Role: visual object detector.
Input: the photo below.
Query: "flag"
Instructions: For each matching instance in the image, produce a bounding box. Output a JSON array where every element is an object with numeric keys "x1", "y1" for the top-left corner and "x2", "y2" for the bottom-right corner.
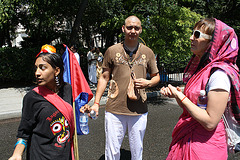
[{"x1": 62, "y1": 44, "x2": 93, "y2": 135}]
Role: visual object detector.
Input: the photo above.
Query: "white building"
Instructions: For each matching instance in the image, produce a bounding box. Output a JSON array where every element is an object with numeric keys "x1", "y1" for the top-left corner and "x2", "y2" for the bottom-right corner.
[{"x1": 11, "y1": 23, "x2": 28, "y2": 48}]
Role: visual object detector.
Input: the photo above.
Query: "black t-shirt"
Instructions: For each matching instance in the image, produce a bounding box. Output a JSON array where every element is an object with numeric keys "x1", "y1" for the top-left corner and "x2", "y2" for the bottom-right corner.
[{"x1": 17, "y1": 83, "x2": 73, "y2": 160}]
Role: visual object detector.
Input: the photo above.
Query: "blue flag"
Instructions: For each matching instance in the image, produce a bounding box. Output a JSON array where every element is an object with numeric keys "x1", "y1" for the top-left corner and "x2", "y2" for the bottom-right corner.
[{"x1": 62, "y1": 44, "x2": 93, "y2": 135}]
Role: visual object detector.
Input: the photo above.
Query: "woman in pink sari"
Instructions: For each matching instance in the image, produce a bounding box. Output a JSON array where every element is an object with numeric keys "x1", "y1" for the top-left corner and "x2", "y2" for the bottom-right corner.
[{"x1": 161, "y1": 18, "x2": 240, "y2": 159}]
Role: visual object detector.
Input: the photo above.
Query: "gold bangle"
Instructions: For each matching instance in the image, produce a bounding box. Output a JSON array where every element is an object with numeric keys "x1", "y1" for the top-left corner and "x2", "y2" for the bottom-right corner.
[{"x1": 181, "y1": 96, "x2": 187, "y2": 102}]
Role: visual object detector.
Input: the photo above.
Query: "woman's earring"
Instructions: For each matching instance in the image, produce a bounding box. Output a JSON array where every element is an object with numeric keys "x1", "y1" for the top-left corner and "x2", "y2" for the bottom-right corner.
[{"x1": 55, "y1": 76, "x2": 60, "y2": 87}]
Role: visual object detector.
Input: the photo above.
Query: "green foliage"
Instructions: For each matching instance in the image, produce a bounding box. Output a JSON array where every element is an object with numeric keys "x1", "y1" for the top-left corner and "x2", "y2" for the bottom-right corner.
[
  {"x1": 143, "y1": 6, "x2": 201, "y2": 72},
  {"x1": 178, "y1": 0, "x2": 240, "y2": 38},
  {"x1": 178, "y1": 0, "x2": 240, "y2": 68},
  {"x1": 81, "y1": 0, "x2": 127, "y2": 47},
  {"x1": 121, "y1": 1, "x2": 201, "y2": 72},
  {"x1": 0, "y1": 47, "x2": 37, "y2": 83},
  {"x1": 0, "y1": 0, "x2": 19, "y2": 26},
  {"x1": 205, "y1": 0, "x2": 240, "y2": 39},
  {"x1": 1, "y1": 0, "x2": 239, "y2": 83},
  {"x1": 18, "y1": 0, "x2": 83, "y2": 47},
  {"x1": 0, "y1": 0, "x2": 20, "y2": 46},
  {"x1": 93, "y1": 0, "x2": 202, "y2": 72}
]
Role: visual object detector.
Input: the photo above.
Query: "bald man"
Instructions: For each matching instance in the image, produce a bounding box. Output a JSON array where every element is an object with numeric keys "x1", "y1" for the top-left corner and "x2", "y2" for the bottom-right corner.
[{"x1": 86, "y1": 15, "x2": 160, "y2": 160}]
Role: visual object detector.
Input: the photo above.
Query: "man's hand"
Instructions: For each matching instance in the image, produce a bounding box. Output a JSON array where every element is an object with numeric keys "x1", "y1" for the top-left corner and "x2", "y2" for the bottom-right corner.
[
  {"x1": 133, "y1": 78, "x2": 150, "y2": 89},
  {"x1": 80, "y1": 103, "x2": 99, "y2": 118},
  {"x1": 90, "y1": 103, "x2": 100, "y2": 117},
  {"x1": 80, "y1": 104, "x2": 91, "y2": 113}
]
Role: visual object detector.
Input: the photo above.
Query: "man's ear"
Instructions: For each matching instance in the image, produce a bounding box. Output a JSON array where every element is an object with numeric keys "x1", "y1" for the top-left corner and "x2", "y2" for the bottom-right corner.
[{"x1": 122, "y1": 25, "x2": 125, "y2": 33}]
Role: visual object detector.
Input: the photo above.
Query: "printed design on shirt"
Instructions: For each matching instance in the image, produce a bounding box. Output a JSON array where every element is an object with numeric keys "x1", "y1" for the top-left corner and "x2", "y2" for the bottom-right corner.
[
  {"x1": 46, "y1": 110, "x2": 59, "y2": 122},
  {"x1": 50, "y1": 116, "x2": 70, "y2": 144},
  {"x1": 115, "y1": 52, "x2": 147, "y2": 67},
  {"x1": 115, "y1": 52, "x2": 126, "y2": 64},
  {"x1": 107, "y1": 79, "x2": 119, "y2": 99}
]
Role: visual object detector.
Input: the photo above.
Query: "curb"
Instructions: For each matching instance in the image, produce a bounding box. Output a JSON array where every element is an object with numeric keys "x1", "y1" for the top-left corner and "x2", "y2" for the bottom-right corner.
[{"x1": 0, "y1": 111, "x2": 22, "y2": 120}]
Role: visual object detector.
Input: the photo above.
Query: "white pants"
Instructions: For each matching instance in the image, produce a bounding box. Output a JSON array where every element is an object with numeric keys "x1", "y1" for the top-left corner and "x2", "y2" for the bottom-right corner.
[{"x1": 105, "y1": 111, "x2": 148, "y2": 160}]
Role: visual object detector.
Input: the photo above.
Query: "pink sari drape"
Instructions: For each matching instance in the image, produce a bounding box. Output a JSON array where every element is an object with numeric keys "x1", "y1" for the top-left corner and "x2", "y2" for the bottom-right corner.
[{"x1": 167, "y1": 19, "x2": 239, "y2": 160}]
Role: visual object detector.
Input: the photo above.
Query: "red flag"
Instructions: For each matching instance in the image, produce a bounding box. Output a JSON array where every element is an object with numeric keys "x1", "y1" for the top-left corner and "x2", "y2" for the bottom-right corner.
[{"x1": 63, "y1": 44, "x2": 93, "y2": 102}]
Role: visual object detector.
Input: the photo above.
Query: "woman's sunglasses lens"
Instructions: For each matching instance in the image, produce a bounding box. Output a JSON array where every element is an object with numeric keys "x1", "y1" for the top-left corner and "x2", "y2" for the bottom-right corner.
[{"x1": 194, "y1": 31, "x2": 200, "y2": 38}]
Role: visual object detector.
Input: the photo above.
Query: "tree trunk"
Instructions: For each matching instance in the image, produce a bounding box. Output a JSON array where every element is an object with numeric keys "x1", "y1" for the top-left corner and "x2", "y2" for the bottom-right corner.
[
  {"x1": 6, "y1": 22, "x2": 12, "y2": 47},
  {"x1": 69, "y1": 0, "x2": 88, "y2": 45},
  {"x1": 0, "y1": 29, "x2": 4, "y2": 47}
]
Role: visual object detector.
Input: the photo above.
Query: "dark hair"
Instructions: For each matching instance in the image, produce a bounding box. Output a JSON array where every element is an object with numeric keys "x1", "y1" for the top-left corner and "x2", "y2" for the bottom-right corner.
[
  {"x1": 70, "y1": 44, "x2": 78, "y2": 50},
  {"x1": 59, "y1": 44, "x2": 66, "y2": 55},
  {"x1": 36, "y1": 53, "x2": 64, "y2": 86},
  {"x1": 194, "y1": 18, "x2": 216, "y2": 73}
]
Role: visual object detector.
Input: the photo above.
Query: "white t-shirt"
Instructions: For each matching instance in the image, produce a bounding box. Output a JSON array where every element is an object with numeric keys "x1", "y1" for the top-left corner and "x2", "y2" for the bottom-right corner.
[
  {"x1": 207, "y1": 70, "x2": 240, "y2": 148},
  {"x1": 87, "y1": 51, "x2": 97, "y2": 65},
  {"x1": 74, "y1": 52, "x2": 80, "y2": 65},
  {"x1": 209, "y1": 69, "x2": 240, "y2": 148},
  {"x1": 206, "y1": 69, "x2": 231, "y2": 93}
]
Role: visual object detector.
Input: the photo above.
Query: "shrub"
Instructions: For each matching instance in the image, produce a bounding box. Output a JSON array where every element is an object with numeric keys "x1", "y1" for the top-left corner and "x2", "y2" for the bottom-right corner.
[{"x1": 0, "y1": 47, "x2": 38, "y2": 85}]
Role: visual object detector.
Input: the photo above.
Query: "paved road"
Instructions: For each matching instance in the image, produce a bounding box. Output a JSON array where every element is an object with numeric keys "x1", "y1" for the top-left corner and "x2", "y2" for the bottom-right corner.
[
  {"x1": 0, "y1": 96, "x2": 179, "y2": 160},
  {"x1": 1, "y1": 97, "x2": 240, "y2": 160}
]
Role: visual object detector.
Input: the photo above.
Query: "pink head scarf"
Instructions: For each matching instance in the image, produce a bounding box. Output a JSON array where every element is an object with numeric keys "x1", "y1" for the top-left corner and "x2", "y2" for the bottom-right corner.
[{"x1": 183, "y1": 19, "x2": 240, "y2": 122}]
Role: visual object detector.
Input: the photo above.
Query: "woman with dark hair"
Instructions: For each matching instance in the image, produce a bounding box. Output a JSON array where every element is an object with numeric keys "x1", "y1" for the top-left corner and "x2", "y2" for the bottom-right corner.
[
  {"x1": 161, "y1": 18, "x2": 240, "y2": 159},
  {"x1": 9, "y1": 44, "x2": 75, "y2": 160}
]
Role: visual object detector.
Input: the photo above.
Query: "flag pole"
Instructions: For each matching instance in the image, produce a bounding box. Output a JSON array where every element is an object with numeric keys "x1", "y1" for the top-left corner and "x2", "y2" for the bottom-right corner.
[{"x1": 73, "y1": 102, "x2": 79, "y2": 160}]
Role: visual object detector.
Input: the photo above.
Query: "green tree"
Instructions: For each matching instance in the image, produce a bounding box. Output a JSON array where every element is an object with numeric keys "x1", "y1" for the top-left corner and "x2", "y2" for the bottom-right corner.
[
  {"x1": 140, "y1": 1, "x2": 201, "y2": 72},
  {"x1": 69, "y1": 0, "x2": 88, "y2": 45},
  {"x1": 19, "y1": 0, "x2": 85, "y2": 47},
  {"x1": 97, "y1": 0, "x2": 201, "y2": 71},
  {"x1": 84, "y1": 0, "x2": 126, "y2": 47},
  {"x1": 177, "y1": 0, "x2": 240, "y2": 36},
  {"x1": 0, "y1": 0, "x2": 20, "y2": 47},
  {"x1": 177, "y1": 0, "x2": 240, "y2": 67}
]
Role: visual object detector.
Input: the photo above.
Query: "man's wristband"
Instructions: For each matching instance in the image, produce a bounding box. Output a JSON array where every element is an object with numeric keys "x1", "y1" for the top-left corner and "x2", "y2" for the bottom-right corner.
[{"x1": 94, "y1": 102, "x2": 100, "y2": 106}]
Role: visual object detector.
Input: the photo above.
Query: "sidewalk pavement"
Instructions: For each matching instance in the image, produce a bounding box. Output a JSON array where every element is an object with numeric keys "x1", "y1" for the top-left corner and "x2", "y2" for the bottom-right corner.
[{"x1": 0, "y1": 85, "x2": 182, "y2": 121}]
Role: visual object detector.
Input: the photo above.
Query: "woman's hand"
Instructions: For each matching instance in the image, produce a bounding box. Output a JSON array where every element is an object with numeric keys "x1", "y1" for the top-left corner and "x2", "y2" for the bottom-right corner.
[
  {"x1": 9, "y1": 141, "x2": 25, "y2": 160},
  {"x1": 160, "y1": 86, "x2": 174, "y2": 98},
  {"x1": 160, "y1": 84, "x2": 182, "y2": 98},
  {"x1": 8, "y1": 155, "x2": 22, "y2": 160},
  {"x1": 167, "y1": 84, "x2": 182, "y2": 97}
]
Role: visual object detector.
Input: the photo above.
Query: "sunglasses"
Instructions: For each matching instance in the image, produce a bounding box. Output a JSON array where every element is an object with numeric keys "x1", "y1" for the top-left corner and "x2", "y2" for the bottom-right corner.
[
  {"x1": 126, "y1": 26, "x2": 141, "y2": 31},
  {"x1": 193, "y1": 30, "x2": 212, "y2": 40}
]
